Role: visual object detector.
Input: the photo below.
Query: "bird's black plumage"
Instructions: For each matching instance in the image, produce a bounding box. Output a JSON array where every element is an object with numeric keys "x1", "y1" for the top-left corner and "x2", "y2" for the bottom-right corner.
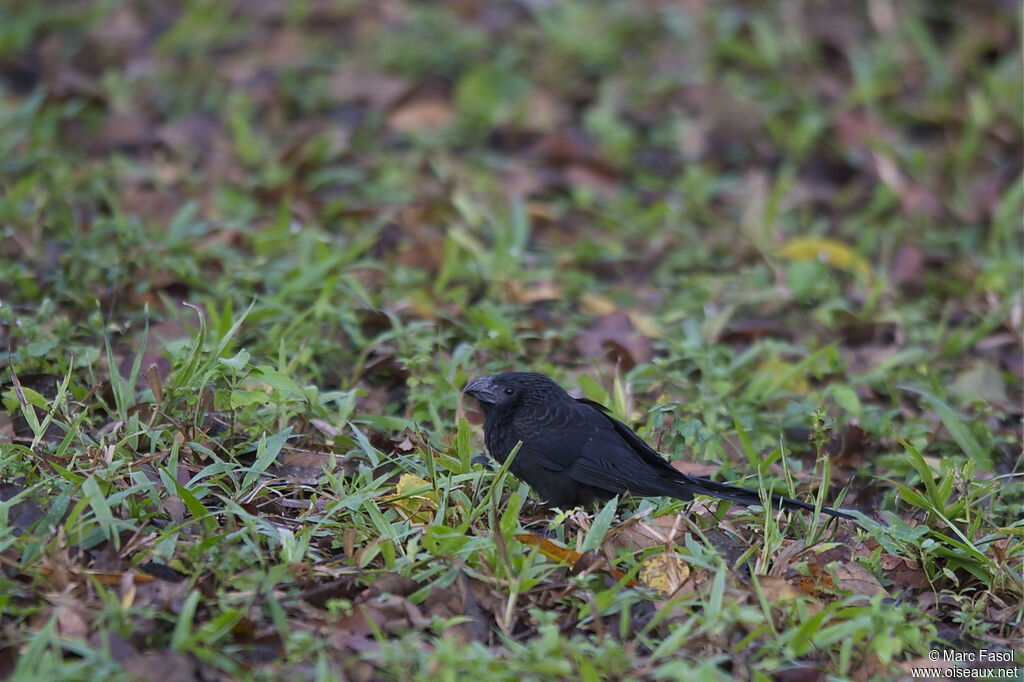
[{"x1": 464, "y1": 372, "x2": 852, "y2": 519}]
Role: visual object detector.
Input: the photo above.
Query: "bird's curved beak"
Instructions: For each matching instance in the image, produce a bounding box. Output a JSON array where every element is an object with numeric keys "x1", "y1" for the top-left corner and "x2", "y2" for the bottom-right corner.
[{"x1": 464, "y1": 375, "x2": 499, "y2": 405}]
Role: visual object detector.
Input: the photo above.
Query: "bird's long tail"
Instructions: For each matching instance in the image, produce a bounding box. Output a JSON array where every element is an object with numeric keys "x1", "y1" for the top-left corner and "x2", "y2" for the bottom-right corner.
[{"x1": 672, "y1": 475, "x2": 854, "y2": 519}]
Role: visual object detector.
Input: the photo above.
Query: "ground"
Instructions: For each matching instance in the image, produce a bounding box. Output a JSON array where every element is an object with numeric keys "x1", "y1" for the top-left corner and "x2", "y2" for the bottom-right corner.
[{"x1": 0, "y1": 1, "x2": 1021, "y2": 680}]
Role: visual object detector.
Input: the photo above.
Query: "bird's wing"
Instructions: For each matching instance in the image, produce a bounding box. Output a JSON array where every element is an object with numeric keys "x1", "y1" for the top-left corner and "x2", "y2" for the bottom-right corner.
[
  {"x1": 516, "y1": 397, "x2": 683, "y2": 497},
  {"x1": 573, "y1": 398, "x2": 681, "y2": 475},
  {"x1": 513, "y1": 397, "x2": 609, "y2": 472}
]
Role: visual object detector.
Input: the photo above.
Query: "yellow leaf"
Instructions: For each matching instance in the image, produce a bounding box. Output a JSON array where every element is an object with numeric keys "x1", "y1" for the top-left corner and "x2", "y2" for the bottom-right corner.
[
  {"x1": 639, "y1": 553, "x2": 690, "y2": 595},
  {"x1": 777, "y1": 238, "x2": 871, "y2": 280},
  {"x1": 395, "y1": 473, "x2": 430, "y2": 496},
  {"x1": 754, "y1": 356, "x2": 809, "y2": 394},
  {"x1": 381, "y1": 474, "x2": 437, "y2": 524}
]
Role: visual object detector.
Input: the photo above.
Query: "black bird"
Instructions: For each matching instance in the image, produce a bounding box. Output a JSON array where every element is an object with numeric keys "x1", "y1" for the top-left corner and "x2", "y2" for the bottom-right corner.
[{"x1": 464, "y1": 372, "x2": 853, "y2": 519}]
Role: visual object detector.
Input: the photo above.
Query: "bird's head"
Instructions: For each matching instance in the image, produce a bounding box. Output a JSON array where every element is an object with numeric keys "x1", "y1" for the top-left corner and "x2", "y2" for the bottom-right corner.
[{"x1": 463, "y1": 372, "x2": 565, "y2": 411}]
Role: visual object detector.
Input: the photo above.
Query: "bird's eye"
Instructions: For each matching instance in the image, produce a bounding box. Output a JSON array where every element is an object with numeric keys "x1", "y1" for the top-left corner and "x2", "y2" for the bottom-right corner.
[{"x1": 504, "y1": 387, "x2": 514, "y2": 395}]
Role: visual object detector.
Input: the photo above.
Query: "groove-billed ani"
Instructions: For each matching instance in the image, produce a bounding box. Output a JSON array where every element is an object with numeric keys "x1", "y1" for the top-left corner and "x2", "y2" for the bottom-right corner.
[{"x1": 464, "y1": 372, "x2": 852, "y2": 519}]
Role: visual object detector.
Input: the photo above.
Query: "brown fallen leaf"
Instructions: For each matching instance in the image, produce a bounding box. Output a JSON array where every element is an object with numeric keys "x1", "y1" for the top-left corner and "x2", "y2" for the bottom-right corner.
[
  {"x1": 276, "y1": 449, "x2": 358, "y2": 485},
  {"x1": 422, "y1": 572, "x2": 494, "y2": 645},
  {"x1": 506, "y1": 279, "x2": 563, "y2": 304},
  {"x1": 565, "y1": 162, "x2": 620, "y2": 198},
  {"x1": 579, "y1": 296, "x2": 661, "y2": 338},
  {"x1": 576, "y1": 312, "x2": 654, "y2": 370},
  {"x1": 88, "y1": 629, "x2": 137, "y2": 662},
  {"x1": 756, "y1": 575, "x2": 804, "y2": 602},
  {"x1": 768, "y1": 539, "x2": 807, "y2": 578},
  {"x1": 95, "y1": 111, "x2": 153, "y2": 153},
  {"x1": 366, "y1": 574, "x2": 420, "y2": 600},
  {"x1": 309, "y1": 419, "x2": 344, "y2": 439},
  {"x1": 516, "y1": 533, "x2": 584, "y2": 565},
  {"x1": 607, "y1": 511, "x2": 687, "y2": 551},
  {"x1": 122, "y1": 651, "x2": 197, "y2": 682},
  {"x1": 832, "y1": 561, "x2": 888, "y2": 598},
  {"x1": 717, "y1": 316, "x2": 794, "y2": 343},
  {"x1": 56, "y1": 604, "x2": 89, "y2": 640},
  {"x1": 878, "y1": 554, "x2": 931, "y2": 591},
  {"x1": 36, "y1": 567, "x2": 157, "y2": 585},
  {"x1": 514, "y1": 533, "x2": 638, "y2": 587},
  {"x1": 155, "y1": 112, "x2": 223, "y2": 161},
  {"x1": 794, "y1": 566, "x2": 837, "y2": 594},
  {"x1": 388, "y1": 98, "x2": 456, "y2": 133},
  {"x1": 327, "y1": 65, "x2": 408, "y2": 109},
  {"x1": 300, "y1": 577, "x2": 363, "y2": 609},
  {"x1": 890, "y1": 244, "x2": 925, "y2": 289}
]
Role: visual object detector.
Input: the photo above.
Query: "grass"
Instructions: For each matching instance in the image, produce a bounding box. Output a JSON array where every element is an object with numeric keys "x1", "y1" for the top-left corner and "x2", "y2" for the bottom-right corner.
[{"x1": 0, "y1": 0, "x2": 1022, "y2": 679}]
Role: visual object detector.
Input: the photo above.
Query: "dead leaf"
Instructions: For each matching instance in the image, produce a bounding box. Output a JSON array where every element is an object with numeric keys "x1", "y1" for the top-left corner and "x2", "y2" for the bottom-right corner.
[
  {"x1": 300, "y1": 577, "x2": 362, "y2": 609},
  {"x1": 608, "y1": 511, "x2": 687, "y2": 551},
  {"x1": 388, "y1": 98, "x2": 455, "y2": 133},
  {"x1": 421, "y1": 572, "x2": 493, "y2": 644},
  {"x1": 564, "y1": 163, "x2": 620, "y2": 198},
  {"x1": 95, "y1": 111, "x2": 153, "y2": 153},
  {"x1": 89, "y1": 5, "x2": 145, "y2": 53},
  {"x1": 794, "y1": 567, "x2": 837, "y2": 594},
  {"x1": 521, "y1": 89, "x2": 570, "y2": 132},
  {"x1": 949, "y1": 359, "x2": 1009, "y2": 406},
  {"x1": 35, "y1": 560, "x2": 159, "y2": 587},
  {"x1": 777, "y1": 237, "x2": 871, "y2": 280},
  {"x1": 702, "y1": 529, "x2": 754, "y2": 574},
  {"x1": 506, "y1": 280, "x2": 563, "y2": 304},
  {"x1": 309, "y1": 419, "x2": 343, "y2": 439},
  {"x1": 56, "y1": 604, "x2": 89, "y2": 640},
  {"x1": 717, "y1": 316, "x2": 794, "y2": 343},
  {"x1": 277, "y1": 449, "x2": 357, "y2": 485},
  {"x1": 756, "y1": 575, "x2": 803, "y2": 601},
  {"x1": 639, "y1": 553, "x2": 690, "y2": 595},
  {"x1": 878, "y1": 554, "x2": 931, "y2": 591},
  {"x1": 832, "y1": 561, "x2": 888, "y2": 598},
  {"x1": 890, "y1": 245, "x2": 925, "y2": 289},
  {"x1": 380, "y1": 474, "x2": 436, "y2": 524},
  {"x1": 327, "y1": 66, "x2": 408, "y2": 109},
  {"x1": 122, "y1": 651, "x2": 197, "y2": 682},
  {"x1": 372, "y1": 575, "x2": 419, "y2": 599},
  {"x1": 515, "y1": 533, "x2": 583, "y2": 565},
  {"x1": 576, "y1": 312, "x2": 654, "y2": 370},
  {"x1": 155, "y1": 113, "x2": 223, "y2": 161},
  {"x1": 161, "y1": 495, "x2": 186, "y2": 525},
  {"x1": 88, "y1": 630, "x2": 137, "y2": 662},
  {"x1": 768, "y1": 540, "x2": 807, "y2": 578},
  {"x1": 580, "y1": 294, "x2": 617, "y2": 316},
  {"x1": 514, "y1": 533, "x2": 638, "y2": 586}
]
